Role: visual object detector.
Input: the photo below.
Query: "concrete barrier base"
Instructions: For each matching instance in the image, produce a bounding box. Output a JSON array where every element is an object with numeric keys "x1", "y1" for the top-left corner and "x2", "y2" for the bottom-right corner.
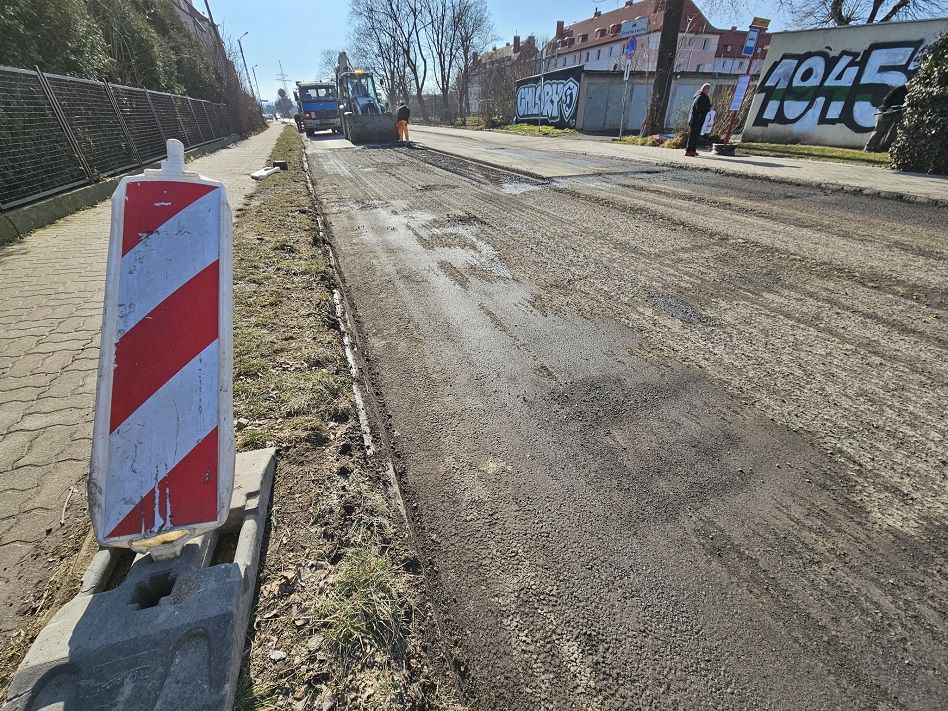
[{"x1": 2, "y1": 447, "x2": 276, "y2": 711}]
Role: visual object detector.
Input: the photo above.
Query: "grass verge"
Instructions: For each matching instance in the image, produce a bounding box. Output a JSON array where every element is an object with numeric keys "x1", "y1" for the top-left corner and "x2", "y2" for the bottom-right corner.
[
  {"x1": 233, "y1": 126, "x2": 462, "y2": 710},
  {"x1": 497, "y1": 123, "x2": 576, "y2": 137},
  {"x1": 734, "y1": 141, "x2": 890, "y2": 166}
]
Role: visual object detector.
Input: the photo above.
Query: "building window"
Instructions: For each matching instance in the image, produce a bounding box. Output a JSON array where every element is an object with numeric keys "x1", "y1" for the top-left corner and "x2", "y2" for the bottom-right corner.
[
  {"x1": 596, "y1": 48, "x2": 601, "y2": 60},
  {"x1": 725, "y1": 44, "x2": 732, "y2": 52},
  {"x1": 696, "y1": 64, "x2": 703, "y2": 72},
  {"x1": 609, "y1": 45, "x2": 614, "y2": 56},
  {"x1": 702, "y1": 38, "x2": 708, "y2": 50},
  {"x1": 584, "y1": 51, "x2": 590, "y2": 62},
  {"x1": 572, "y1": 54, "x2": 577, "y2": 65},
  {"x1": 738, "y1": 60, "x2": 744, "y2": 70}
]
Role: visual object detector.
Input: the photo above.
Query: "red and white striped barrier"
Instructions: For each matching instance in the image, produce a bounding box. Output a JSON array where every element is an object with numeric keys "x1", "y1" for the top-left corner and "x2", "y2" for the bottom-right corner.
[{"x1": 90, "y1": 139, "x2": 234, "y2": 558}]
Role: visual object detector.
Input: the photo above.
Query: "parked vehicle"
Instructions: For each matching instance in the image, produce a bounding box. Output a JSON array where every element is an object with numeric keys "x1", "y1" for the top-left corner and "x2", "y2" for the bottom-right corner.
[{"x1": 294, "y1": 81, "x2": 341, "y2": 135}]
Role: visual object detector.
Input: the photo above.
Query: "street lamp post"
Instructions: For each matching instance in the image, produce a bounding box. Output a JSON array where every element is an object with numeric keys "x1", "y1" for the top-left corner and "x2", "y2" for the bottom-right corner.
[
  {"x1": 237, "y1": 32, "x2": 254, "y2": 99},
  {"x1": 251, "y1": 64, "x2": 263, "y2": 104}
]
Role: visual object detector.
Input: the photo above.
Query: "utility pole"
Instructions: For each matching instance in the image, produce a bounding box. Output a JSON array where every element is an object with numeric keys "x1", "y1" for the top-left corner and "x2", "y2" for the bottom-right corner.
[
  {"x1": 641, "y1": 0, "x2": 685, "y2": 136},
  {"x1": 237, "y1": 32, "x2": 254, "y2": 99},
  {"x1": 251, "y1": 64, "x2": 263, "y2": 104},
  {"x1": 277, "y1": 61, "x2": 290, "y2": 94}
]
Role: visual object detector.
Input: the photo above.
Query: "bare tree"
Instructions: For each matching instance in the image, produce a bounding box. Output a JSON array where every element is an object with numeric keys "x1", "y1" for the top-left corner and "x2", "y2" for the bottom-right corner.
[
  {"x1": 641, "y1": 0, "x2": 685, "y2": 135},
  {"x1": 423, "y1": 0, "x2": 463, "y2": 118},
  {"x1": 318, "y1": 49, "x2": 339, "y2": 80},
  {"x1": 454, "y1": 0, "x2": 493, "y2": 118},
  {"x1": 779, "y1": 0, "x2": 946, "y2": 25},
  {"x1": 349, "y1": 0, "x2": 431, "y2": 119}
]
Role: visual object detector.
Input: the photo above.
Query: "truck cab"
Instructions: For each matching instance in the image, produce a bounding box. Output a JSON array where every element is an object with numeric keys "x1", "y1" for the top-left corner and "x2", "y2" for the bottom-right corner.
[{"x1": 294, "y1": 81, "x2": 341, "y2": 135}]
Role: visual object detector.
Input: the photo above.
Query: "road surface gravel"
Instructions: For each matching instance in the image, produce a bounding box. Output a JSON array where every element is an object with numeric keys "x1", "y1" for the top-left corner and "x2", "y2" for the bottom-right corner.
[{"x1": 306, "y1": 133, "x2": 947, "y2": 711}]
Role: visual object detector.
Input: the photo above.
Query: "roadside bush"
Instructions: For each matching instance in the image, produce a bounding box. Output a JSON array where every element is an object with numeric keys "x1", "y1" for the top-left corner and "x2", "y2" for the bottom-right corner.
[{"x1": 890, "y1": 33, "x2": 948, "y2": 175}]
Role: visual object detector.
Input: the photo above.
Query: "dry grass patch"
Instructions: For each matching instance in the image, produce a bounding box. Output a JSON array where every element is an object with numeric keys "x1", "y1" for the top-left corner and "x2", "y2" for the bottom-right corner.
[{"x1": 233, "y1": 127, "x2": 462, "y2": 710}]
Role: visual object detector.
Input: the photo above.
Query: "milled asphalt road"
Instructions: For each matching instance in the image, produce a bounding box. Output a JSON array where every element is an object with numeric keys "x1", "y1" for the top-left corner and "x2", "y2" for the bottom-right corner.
[{"x1": 305, "y1": 130, "x2": 947, "y2": 710}]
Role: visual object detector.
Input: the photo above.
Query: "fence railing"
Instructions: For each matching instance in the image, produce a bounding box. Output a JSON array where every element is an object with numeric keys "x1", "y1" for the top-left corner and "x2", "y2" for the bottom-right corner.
[{"x1": 0, "y1": 66, "x2": 234, "y2": 211}]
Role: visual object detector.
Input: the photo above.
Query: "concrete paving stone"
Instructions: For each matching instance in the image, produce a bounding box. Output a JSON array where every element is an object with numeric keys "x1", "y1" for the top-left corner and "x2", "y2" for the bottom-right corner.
[
  {"x1": 25, "y1": 393, "x2": 93, "y2": 416},
  {"x1": 0, "y1": 409, "x2": 22, "y2": 435},
  {"x1": 39, "y1": 372, "x2": 93, "y2": 400},
  {"x1": 32, "y1": 459, "x2": 88, "y2": 502},
  {"x1": 0, "y1": 466, "x2": 43, "y2": 493},
  {"x1": 0, "y1": 506, "x2": 59, "y2": 546},
  {"x1": 10, "y1": 408, "x2": 87, "y2": 434},
  {"x1": 0, "y1": 491, "x2": 33, "y2": 521},
  {"x1": 48, "y1": 318, "x2": 89, "y2": 335},
  {"x1": 34, "y1": 351, "x2": 79, "y2": 375},
  {"x1": 0, "y1": 386, "x2": 44, "y2": 406},
  {"x1": 4, "y1": 355, "x2": 52, "y2": 379},
  {"x1": 28, "y1": 340, "x2": 91, "y2": 355},
  {"x1": 13, "y1": 425, "x2": 80, "y2": 469},
  {"x1": 0, "y1": 542, "x2": 31, "y2": 577},
  {"x1": 1, "y1": 373, "x2": 58, "y2": 390},
  {"x1": 0, "y1": 431, "x2": 35, "y2": 470},
  {"x1": 0, "y1": 519, "x2": 14, "y2": 540}
]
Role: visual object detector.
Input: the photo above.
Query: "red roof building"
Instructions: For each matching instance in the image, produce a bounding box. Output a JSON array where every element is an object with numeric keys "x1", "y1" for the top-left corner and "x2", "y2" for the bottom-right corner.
[{"x1": 544, "y1": 1, "x2": 769, "y2": 75}]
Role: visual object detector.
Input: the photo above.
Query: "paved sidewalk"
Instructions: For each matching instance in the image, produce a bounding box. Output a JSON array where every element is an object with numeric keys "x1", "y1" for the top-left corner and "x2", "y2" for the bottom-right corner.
[
  {"x1": 412, "y1": 125, "x2": 948, "y2": 204},
  {"x1": 0, "y1": 123, "x2": 282, "y2": 635}
]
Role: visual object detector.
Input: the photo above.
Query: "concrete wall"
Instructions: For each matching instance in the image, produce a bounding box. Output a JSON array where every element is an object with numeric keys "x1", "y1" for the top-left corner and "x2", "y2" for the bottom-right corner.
[
  {"x1": 742, "y1": 18, "x2": 948, "y2": 148},
  {"x1": 577, "y1": 72, "x2": 739, "y2": 133}
]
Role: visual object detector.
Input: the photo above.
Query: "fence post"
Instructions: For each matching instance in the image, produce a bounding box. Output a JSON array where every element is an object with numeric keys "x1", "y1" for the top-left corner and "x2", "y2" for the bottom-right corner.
[
  {"x1": 36, "y1": 67, "x2": 96, "y2": 182},
  {"x1": 144, "y1": 89, "x2": 168, "y2": 145},
  {"x1": 171, "y1": 96, "x2": 190, "y2": 145},
  {"x1": 104, "y1": 81, "x2": 141, "y2": 166},
  {"x1": 188, "y1": 99, "x2": 207, "y2": 144},
  {"x1": 201, "y1": 101, "x2": 217, "y2": 140}
]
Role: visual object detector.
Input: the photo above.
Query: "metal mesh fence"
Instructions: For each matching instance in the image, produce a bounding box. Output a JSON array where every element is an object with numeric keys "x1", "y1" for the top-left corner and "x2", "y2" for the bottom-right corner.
[
  {"x1": 192, "y1": 98, "x2": 215, "y2": 141},
  {"x1": 112, "y1": 85, "x2": 166, "y2": 163},
  {"x1": 0, "y1": 67, "x2": 88, "y2": 209},
  {"x1": 149, "y1": 91, "x2": 187, "y2": 144},
  {"x1": 0, "y1": 65, "x2": 235, "y2": 211},
  {"x1": 208, "y1": 103, "x2": 227, "y2": 138},
  {"x1": 174, "y1": 95, "x2": 204, "y2": 147},
  {"x1": 45, "y1": 74, "x2": 138, "y2": 178}
]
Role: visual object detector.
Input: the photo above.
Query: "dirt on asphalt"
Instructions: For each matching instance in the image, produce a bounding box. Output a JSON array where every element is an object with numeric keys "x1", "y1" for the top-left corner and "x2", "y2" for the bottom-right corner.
[{"x1": 306, "y1": 138, "x2": 947, "y2": 711}]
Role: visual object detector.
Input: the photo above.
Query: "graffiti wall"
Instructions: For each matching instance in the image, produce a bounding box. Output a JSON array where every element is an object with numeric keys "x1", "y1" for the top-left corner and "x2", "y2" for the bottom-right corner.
[
  {"x1": 515, "y1": 67, "x2": 583, "y2": 128},
  {"x1": 742, "y1": 19, "x2": 948, "y2": 148}
]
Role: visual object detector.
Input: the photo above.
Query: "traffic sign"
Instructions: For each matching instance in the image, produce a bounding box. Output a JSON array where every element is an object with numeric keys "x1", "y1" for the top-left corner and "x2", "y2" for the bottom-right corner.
[
  {"x1": 729, "y1": 75, "x2": 751, "y2": 111},
  {"x1": 620, "y1": 17, "x2": 648, "y2": 38},
  {"x1": 90, "y1": 139, "x2": 234, "y2": 559},
  {"x1": 624, "y1": 36, "x2": 637, "y2": 59},
  {"x1": 742, "y1": 27, "x2": 761, "y2": 57}
]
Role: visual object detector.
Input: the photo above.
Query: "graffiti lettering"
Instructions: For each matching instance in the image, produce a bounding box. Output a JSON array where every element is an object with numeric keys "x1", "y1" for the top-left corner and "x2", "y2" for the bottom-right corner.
[
  {"x1": 516, "y1": 78, "x2": 580, "y2": 127},
  {"x1": 753, "y1": 41, "x2": 925, "y2": 133}
]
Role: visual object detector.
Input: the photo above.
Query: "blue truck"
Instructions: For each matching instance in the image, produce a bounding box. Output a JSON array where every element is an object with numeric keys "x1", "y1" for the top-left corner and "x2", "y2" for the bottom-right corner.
[{"x1": 294, "y1": 80, "x2": 341, "y2": 135}]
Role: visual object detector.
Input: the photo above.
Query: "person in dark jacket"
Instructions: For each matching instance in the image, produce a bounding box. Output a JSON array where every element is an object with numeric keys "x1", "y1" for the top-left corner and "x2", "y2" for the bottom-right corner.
[
  {"x1": 685, "y1": 83, "x2": 713, "y2": 157},
  {"x1": 396, "y1": 103, "x2": 411, "y2": 143},
  {"x1": 864, "y1": 82, "x2": 908, "y2": 152}
]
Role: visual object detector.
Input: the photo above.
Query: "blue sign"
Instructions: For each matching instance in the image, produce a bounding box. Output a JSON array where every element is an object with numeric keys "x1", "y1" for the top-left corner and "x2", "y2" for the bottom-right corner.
[
  {"x1": 624, "y1": 37, "x2": 637, "y2": 59},
  {"x1": 742, "y1": 28, "x2": 760, "y2": 57}
]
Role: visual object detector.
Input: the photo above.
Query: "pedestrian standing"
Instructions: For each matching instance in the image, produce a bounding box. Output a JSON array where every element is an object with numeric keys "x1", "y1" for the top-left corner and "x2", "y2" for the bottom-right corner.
[
  {"x1": 685, "y1": 83, "x2": 713, "y2": 157},
  {"x1": 396, "y1": 103, "x2": 411, "y2": 144}
]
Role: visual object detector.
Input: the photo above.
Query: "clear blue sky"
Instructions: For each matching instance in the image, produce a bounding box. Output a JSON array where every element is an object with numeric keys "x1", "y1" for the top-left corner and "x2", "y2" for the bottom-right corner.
[{"x1": 205, "y1": 0, "x2": 789, "y2": 104}]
